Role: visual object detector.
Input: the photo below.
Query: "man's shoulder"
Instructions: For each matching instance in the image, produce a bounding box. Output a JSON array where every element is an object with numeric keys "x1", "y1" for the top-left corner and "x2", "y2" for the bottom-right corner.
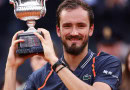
[
  {"x1": 93, "y1": 52, "x2": 122, "y2": 90},
  {"x1": 94, "y1": 51, "x2": 121, "y2": 69},
  {"x1": 96, "y1": 51, "x2": 121, "y2": 64}
]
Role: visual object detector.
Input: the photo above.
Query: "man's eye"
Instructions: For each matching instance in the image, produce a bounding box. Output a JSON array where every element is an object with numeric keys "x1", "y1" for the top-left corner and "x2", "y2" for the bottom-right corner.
[
  {"x1": 63, "y1": 25, "x2": 71, "y2": 28},
  {"x1": 78, "y1": 24, "x2": 86, "y2": 27}
]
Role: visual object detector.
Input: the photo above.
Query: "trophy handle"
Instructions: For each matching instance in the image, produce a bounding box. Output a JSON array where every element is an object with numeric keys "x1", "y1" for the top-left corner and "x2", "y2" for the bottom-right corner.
[
  {"x1": 9, "y1": 0, "x2": 15, "y2": 4},
  {"x1": 9, "y1": 0, "x2": 18, "y2": 7},
  {"x1": 41, "y1": 0, "x2": 47, "y2": 17},
  {"x1": 9, "y1": 0, "x2": 18, "y2": 16}
]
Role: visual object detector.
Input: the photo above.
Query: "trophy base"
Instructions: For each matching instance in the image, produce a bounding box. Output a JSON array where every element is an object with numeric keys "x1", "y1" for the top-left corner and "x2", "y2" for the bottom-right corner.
[
  {"x1": 16, "y1": 46, "x2": 43, "y2": 55},
  {"x1": 16, "y1": 32, "x2": 43, "y2": 55}
]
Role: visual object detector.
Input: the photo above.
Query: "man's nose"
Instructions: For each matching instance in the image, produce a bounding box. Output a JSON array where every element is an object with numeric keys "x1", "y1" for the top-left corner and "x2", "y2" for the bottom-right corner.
[{"x1": 70, "y1": 27, "x2": 78, "y2": 36}]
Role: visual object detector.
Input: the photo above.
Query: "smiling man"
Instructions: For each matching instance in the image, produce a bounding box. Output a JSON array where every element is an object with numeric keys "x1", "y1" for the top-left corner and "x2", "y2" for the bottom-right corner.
[
  {"x1": 4, "y1": 0, "x2": 122, "y2": 90},
  {"x1": 58, "y1": 7, "x2": 91, "y2": 56}
]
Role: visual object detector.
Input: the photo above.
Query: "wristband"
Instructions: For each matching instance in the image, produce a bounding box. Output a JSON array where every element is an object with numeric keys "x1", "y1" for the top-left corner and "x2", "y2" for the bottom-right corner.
[
  {"x1": 52, "y1": 60, "x2": 66, "y2": 72},
  {"x1": 56, "y1": 66, "x2": 65, "y2": 73}
]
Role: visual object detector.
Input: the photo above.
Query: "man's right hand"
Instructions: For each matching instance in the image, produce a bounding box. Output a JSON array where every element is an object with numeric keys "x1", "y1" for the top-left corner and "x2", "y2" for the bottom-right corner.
[{"x1": 6, "y1": 30, "x2": 34, "y2": 70}]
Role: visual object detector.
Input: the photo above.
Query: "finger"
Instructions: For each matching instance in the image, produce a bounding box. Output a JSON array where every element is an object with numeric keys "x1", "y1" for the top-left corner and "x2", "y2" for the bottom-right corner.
[
  {"x1": 12, "y1": 30, "x2": 24, "y2": 43},
  {"x1": 9, "y1": 39, "x2": 24, "y2": 54},
  {"x1": 34, "y1": 32, "x2": 45, "y2": 44},
  {"x1": 12, "y1": 39, "x2": 24, "y2": 48},
  {"x1": 37, "y1": 28, "x2": 51, "y2": 40},
  {"x1": 37, "y1": 28, "x2": 54, "y2": 48}
]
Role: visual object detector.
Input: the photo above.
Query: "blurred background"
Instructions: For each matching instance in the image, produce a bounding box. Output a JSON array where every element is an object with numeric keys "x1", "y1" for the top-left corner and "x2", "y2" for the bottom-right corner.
[{"x1": 0, "y1": 0, "x2": 130, "y2": 89}]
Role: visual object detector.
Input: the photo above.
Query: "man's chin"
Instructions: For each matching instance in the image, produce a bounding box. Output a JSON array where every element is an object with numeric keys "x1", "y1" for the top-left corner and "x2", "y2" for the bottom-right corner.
[
  {"x1": 65, "y1": 46, "x2": 82, "y2": 55},
  {"x1": 66, "y1": 49, "x2": 82, "y2": 55},
  {"x1": 65, "y1": 43, "x2": 87, "y2": 55}
]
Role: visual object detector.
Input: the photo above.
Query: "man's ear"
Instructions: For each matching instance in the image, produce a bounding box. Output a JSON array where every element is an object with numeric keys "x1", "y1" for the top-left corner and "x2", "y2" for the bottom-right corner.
[
  {"x1": 56, "y1": 25, "x2": 61, "y2": 37},
  {"x1": 89, "y1": 24, "x2": 94, "y2": 37}
]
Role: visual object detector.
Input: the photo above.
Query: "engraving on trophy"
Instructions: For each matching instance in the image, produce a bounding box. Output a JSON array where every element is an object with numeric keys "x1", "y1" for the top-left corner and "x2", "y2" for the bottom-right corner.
[{"x1": 10, "y1": 0, "x2": 47, "y2": 54}]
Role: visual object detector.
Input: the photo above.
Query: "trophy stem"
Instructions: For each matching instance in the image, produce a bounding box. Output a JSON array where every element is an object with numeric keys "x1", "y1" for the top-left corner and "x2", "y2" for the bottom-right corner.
[{"x1": 27, "y1": 20, "x2": 36, "y2": 32}]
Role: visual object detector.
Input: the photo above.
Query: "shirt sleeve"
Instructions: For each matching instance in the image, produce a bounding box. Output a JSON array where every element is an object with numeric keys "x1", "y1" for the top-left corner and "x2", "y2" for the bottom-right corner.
[
  {"x1": 23, "y1": 74, "x2": 36, "y2": 90},
  {"x1": 23, "y1": 64, "x2": 48, "y2": 90},
  {"x1": 94, "y1": 56, "x2": 122, "y2": 90}
]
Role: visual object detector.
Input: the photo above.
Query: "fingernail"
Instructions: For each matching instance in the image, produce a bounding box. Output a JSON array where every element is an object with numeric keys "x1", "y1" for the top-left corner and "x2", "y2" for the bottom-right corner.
[
  {"x1": 20, "y1": 30, "x2": 24, "y2": 33},
  {"x1": 19, "y1": 39, "x2": 24, "y2": 41}
]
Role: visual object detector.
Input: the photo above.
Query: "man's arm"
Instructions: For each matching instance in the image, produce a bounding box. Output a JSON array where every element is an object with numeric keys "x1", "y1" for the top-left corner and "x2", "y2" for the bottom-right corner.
[
  {"x1": 57, "y1": 66, "x2": 111, "y2": 90},
  {"x1": 4, "y1": 31, "x2": 33, "y2": 90},
  {"x1": 4, "y1": 66, "x2": 17, "y2": 90},
  {"x1": 56, "y1": 64, "x2": 111, "y2": 90},
  {"x1": 34, "y1": 28, "x2": 112, "y2": 90}
]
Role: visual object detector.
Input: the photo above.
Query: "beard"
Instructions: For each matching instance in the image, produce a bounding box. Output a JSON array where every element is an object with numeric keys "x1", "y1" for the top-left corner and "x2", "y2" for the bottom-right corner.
[{"x1": 61, "y1": 35, "x2": 89, "y2": 55}]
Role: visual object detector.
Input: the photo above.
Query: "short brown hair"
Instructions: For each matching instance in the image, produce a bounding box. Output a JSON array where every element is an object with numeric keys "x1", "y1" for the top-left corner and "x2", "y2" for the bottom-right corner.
[{"x1": 56, "y1": 0, "x2": 94, "y2": 27}]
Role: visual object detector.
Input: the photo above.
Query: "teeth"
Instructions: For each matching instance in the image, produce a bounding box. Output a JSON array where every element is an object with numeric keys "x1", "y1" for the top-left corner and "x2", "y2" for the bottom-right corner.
[{"x1": 71, "y1": 39, "x2": 79, "y2": 41}]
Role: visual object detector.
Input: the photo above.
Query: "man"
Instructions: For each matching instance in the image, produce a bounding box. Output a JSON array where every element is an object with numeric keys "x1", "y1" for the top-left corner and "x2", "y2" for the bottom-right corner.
[{"x1": 4, "y1": 0, "x2": 122, "y2": 90}]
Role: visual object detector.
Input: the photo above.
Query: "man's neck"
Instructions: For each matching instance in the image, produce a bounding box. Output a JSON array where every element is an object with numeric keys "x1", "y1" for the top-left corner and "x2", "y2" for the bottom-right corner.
[{"x1": 63, "y1": 46, "x2": 88, "y2": 71}]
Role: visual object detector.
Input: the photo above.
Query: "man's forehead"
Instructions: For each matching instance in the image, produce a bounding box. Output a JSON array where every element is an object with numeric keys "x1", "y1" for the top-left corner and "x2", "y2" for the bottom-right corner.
[
  {"x1": 60, "y1": 7, "x2": 89, "y2": 18},
  {"x1": 61, "y1": 6, "x2": 88, "y2": 13},
  {"x1": 60, "y1": 7, "x2": 89, "y2": 24}
]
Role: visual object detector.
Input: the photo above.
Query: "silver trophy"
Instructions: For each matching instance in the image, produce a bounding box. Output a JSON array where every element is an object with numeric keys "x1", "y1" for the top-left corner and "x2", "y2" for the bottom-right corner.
[{"x1": 10, "y1": 0, "x2": 46, "y2": 54}]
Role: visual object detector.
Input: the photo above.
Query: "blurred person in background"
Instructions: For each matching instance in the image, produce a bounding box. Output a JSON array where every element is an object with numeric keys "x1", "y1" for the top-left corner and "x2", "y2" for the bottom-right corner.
[
  {"x1": 30, "y1": 55, "x2": 47, "y2": 71},
  {"x1": 104, "y1": 0, "x2": 128, "y2": 8},
  {"x1": 94, "y1": 0, "x2": 130, "y2": 62},
  {"x1": 120, "y1": 51, "x2": 130, "y2": 90},
  {"x1": 96, "y1": 25, "x2": 129, "y2": 63},
  {"x1": 96, "y1": 26, "x2": 122, "y2": 58},
  {"x1": 83, "y1": 0, "x2": 97, "y2": 6},
  {"x1": 94, "y1": 0, "x2": 130, "y2": 44}
]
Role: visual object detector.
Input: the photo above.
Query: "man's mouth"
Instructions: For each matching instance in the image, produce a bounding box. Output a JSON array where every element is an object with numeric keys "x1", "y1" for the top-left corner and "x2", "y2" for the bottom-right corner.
[{"x1": 66, "y1": 35, "x2": 83, "y2": 41}]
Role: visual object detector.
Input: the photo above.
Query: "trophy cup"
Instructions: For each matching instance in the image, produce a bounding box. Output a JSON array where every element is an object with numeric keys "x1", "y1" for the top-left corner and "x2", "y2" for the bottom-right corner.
[{"x1": 10, "y1": 0, "x2": 46, "y2": 54}]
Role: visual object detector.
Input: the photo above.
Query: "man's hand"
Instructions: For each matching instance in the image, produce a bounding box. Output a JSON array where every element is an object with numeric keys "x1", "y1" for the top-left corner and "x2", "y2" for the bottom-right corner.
[
  {"x1": 34, "y1": 28, "x2": 58, "y2": 65},
  {"x1": 6, "y1": 30, "x2": 34, "y2": 70},
  {"x1": 4, "y1": 30, "x2": 35, "y2": 90}
]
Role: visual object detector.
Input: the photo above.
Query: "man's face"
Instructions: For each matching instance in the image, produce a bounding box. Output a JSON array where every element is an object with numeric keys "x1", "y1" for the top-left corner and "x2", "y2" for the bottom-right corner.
[{"x1": 57, "y1": 7, "x2": 94, "y2": 55}]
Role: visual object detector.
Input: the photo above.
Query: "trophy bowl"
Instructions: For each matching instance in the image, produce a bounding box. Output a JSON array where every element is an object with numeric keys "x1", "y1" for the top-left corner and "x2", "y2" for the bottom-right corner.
[{"x1": 10, "y1": 0, "x2": 46, "y2": 54}]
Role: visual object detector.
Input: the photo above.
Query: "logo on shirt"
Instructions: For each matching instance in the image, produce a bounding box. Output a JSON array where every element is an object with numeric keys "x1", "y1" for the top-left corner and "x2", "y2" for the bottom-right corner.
[
  {"x1": 83, "y1": 74, "x2": 91, "y2": 80},
  {"x1": 103, "y1": 70, "x2": 112, "y2": 75},
  {"x1": 103, "y1": 70, "x2": 119, "y2": 81}
]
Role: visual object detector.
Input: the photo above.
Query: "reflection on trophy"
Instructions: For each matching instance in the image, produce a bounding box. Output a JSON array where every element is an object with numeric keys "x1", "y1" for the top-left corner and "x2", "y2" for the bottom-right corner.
[{"x1": 10, "y1": 0, "x2": 46, "y2": 54}]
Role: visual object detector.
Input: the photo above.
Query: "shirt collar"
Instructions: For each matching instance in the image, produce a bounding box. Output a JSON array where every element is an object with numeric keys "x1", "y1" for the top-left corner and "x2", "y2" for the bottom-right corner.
[{"x1": 60, "y1": 49, "x2": 94, "y2": 70}]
